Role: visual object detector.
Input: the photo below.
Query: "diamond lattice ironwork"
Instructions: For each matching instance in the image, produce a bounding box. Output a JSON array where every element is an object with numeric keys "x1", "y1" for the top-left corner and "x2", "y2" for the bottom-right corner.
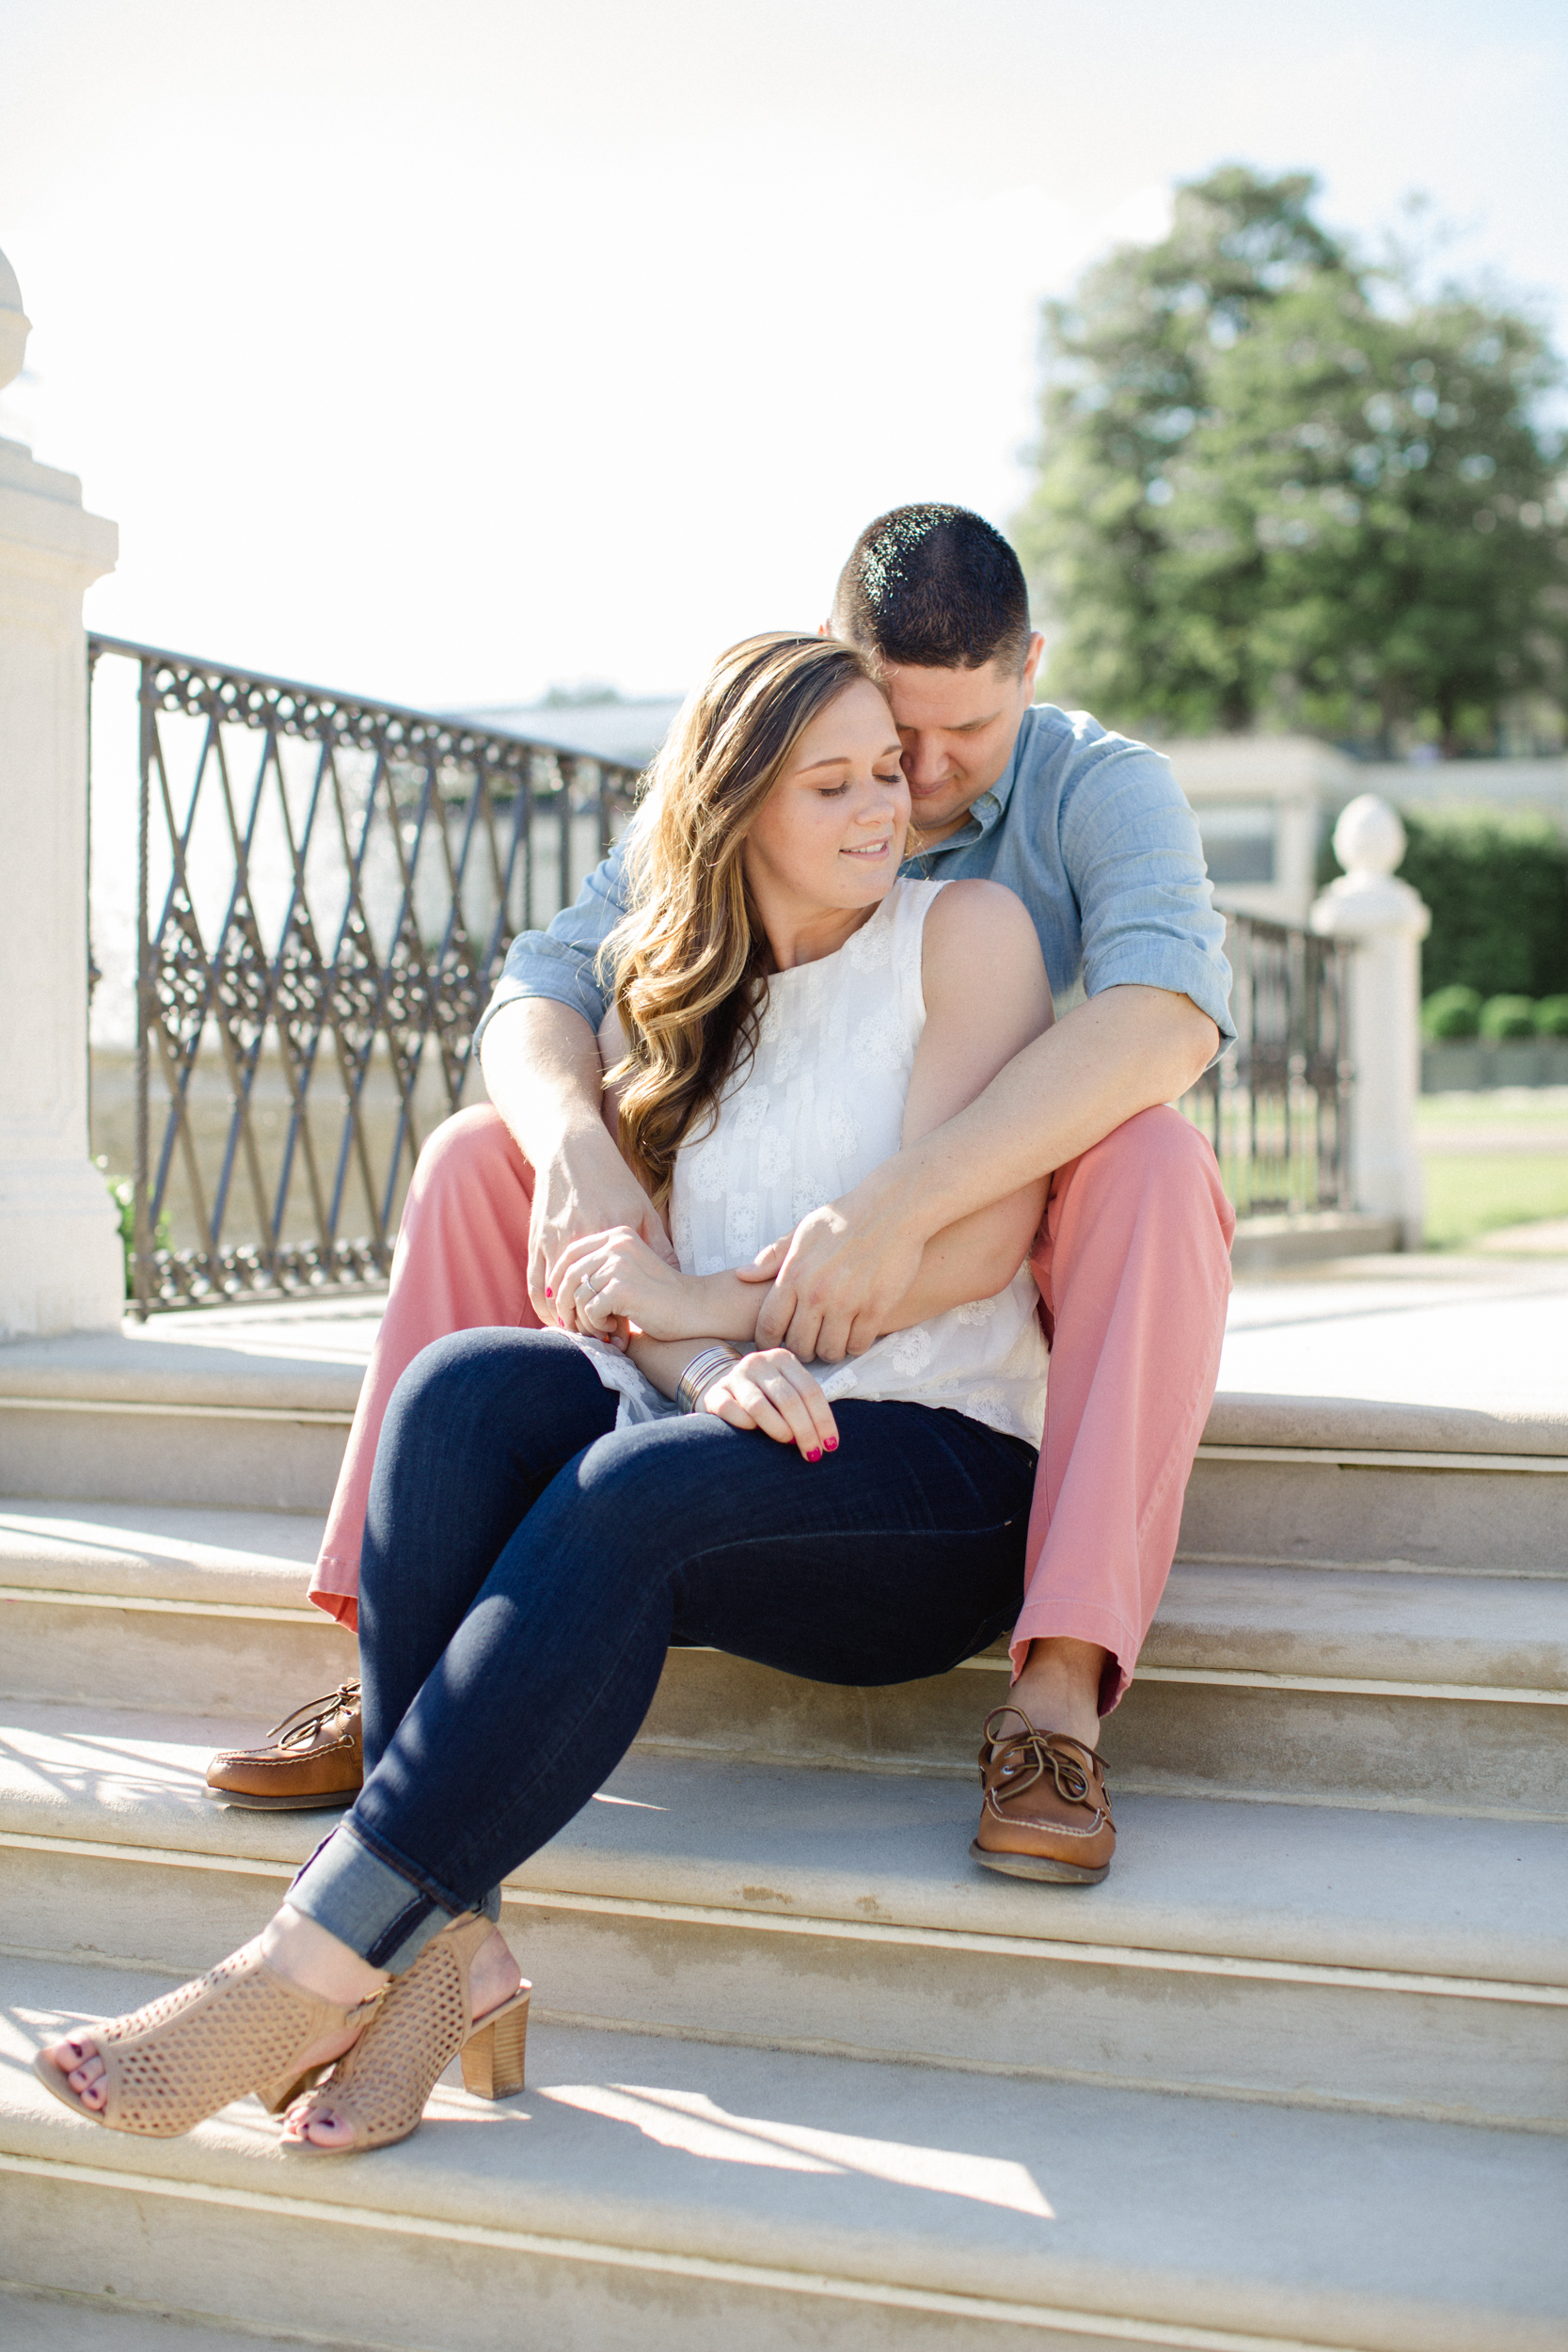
[{"x1": 89, "y1": 639, "x2": 641, "y2": 1312}]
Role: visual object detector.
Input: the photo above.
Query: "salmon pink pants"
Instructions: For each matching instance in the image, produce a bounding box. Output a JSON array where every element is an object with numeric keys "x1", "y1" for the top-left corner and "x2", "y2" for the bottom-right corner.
[{"x1": 309, "y1": 1103, "x2": 1233, "y2": 1712}]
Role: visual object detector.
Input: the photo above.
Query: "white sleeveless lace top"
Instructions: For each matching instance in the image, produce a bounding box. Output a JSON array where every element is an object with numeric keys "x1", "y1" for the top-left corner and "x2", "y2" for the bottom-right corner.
[{"x1": 581, "y1": 878, "x2": 1049, "y2": 1446}]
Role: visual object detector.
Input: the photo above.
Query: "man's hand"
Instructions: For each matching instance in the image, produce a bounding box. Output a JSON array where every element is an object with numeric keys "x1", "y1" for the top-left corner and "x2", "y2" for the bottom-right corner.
[
  {"x1": 479, "y1": 997, "x2": 677, "y2": 1327},
  {"x1": 746, "y1": 1181, "x2": 927, "y2": 1362}
]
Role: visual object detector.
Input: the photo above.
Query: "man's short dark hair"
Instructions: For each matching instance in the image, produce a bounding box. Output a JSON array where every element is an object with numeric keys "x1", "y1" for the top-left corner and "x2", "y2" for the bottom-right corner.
[{"x1": 832, "y1": 504, "x2": 1032, "y2": 673}]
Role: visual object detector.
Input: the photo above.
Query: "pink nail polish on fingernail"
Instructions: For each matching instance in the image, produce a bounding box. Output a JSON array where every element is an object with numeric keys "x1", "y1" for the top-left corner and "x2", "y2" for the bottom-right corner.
[
  {"x1": 544, "y1": 1287, "x2": 553, "y2": 1297},
  {"x1": 825, "y1": 1437, "x2": 838, "y2": 1451},
  {"x1": 807, "y1": 1448, "x2": 821, "y2": 1462}
]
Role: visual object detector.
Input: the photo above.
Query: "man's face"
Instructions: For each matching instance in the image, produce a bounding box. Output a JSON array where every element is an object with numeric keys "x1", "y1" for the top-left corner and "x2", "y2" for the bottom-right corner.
[{"x1": 874, "y1": 639, "x2": 1044, "y2": 844}]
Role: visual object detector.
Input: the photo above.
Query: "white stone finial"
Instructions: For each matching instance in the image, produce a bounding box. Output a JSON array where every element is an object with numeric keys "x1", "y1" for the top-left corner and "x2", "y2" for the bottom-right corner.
[
  {"x1": 1333, "y1": 792, "x2": 1406, "y2": 879},
  {"x1": 0, "y1": 246, "x2": 31, "y2": 395},
  {"x1": 1309, "y1": 789, "x2": 1430, "y2": 1250}
]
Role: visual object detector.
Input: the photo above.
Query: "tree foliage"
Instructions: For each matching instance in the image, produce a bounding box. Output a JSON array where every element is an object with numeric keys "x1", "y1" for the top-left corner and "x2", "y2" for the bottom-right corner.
[{"x1": 1014, "y1": 167, "x2": 1568, "y2": 747}]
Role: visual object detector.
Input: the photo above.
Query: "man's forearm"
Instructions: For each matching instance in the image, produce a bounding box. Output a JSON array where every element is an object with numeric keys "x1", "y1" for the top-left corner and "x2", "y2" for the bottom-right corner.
[
  {"x1": 480, "y1": 995, "x2": 676, "y2": 1316},
  {"x1": 861, "y1": 986, "x2": 1219, "y2": 1245},
  {"x1": 479, "y1": 997, "x2": 610, "y2": 1161}
]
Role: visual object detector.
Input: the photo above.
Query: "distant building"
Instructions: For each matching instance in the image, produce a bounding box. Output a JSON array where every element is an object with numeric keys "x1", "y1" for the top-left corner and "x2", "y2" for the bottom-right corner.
[
  {"x1": 458, "y1": 698, "x2": 683, "y2": 774},
  {"x1": 1156, "y1": 739, "x2": 1568, "y2": 927}
]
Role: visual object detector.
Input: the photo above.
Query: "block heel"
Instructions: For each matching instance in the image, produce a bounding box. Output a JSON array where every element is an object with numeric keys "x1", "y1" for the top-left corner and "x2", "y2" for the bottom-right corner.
[
  {"x1": 282, "y1": 1913, "x2": 529, "y2": 2155},
  {"x1": 459, "y1": 1987, "x2": 530, "y2": 2099}
]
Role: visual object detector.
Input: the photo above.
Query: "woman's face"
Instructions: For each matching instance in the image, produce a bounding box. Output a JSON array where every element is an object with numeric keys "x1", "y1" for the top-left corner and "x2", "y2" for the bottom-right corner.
[{"x1": 741, "y1": 679, "x2": 910, "y2": 945}]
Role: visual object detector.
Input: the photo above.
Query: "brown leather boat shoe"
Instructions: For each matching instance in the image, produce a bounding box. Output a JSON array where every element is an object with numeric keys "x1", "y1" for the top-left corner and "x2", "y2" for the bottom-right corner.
[
  {"x1": 206, "y1": 1681, "x2": 363, "y2": 1811},
  {"x1": 970, "y1": 1705, "x2": 1115, "y2": 1884}
]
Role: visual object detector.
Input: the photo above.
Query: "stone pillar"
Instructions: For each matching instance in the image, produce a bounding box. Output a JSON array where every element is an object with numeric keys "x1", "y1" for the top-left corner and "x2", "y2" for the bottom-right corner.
[
  {"x1": 0, "y1": 247, "x2": 124, "y2": 1337},
  {"x1": 1310, "y1": 794, "x2": 1432, "y2": 1251}
]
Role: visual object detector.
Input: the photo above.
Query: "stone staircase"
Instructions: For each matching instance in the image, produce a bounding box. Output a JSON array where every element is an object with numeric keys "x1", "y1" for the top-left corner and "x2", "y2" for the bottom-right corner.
[{"x1": 0, "y1": 1317, "x2": 1565, "y2": 2351}]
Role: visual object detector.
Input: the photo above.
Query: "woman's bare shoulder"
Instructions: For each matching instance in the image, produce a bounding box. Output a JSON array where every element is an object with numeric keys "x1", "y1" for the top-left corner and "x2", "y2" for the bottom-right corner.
[{"x1": 921, "y1": 878, "x2": 1043, "y2": 991}]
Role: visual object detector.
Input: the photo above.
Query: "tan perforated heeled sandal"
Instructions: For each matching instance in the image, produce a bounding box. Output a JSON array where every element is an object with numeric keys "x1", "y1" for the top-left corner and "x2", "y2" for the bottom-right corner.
[
  {"x1": 31, "y1": 1945, "x2": 385, "y2": 2138},
  {"x1": 282, "y1": 1912, "x2": 531, "y2": 2156}
]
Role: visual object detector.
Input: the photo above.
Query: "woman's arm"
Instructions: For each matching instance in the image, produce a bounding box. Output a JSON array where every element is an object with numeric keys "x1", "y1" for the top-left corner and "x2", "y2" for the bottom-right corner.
[
  {"x1": 627, "y1": 1331, "x2": 838, "y2": 1457},
  {"x1": 551, "y1": 1226, "x2": 768, "y2": 1343}
]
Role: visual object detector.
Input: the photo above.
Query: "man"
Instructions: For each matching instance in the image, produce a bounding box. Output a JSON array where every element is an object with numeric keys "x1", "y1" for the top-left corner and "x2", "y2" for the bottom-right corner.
[{"x1": 209, "y1": 504, "x2": 1234, "y2": 1883}]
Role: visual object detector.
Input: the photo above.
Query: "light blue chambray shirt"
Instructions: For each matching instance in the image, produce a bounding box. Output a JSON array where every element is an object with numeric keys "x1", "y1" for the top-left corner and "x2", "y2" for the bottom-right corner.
[{"x1": 477, "y1": 701, "x2": 1235, "y2": 1054}]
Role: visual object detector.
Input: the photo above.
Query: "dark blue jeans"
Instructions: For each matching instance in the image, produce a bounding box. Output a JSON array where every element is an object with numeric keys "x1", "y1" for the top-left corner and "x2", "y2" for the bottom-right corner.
[{"x1": 290, "y1": 1328, "x2": 1036, "y2": 1971}]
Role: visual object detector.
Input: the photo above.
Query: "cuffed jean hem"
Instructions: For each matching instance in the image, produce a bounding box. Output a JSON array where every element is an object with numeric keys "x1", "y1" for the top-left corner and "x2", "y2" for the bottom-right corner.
[{"x1": 289, "y1": 1820, "x2": 502, "y2": 1976}]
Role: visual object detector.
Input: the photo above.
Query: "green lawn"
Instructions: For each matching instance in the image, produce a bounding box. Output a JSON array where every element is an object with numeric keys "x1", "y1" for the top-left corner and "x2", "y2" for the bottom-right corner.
[
  {"x1": 1418, "y1": 1089, "x2": 1568, "y2": 1248},
  {"x1": 1416, "y1": 1089, "x2": 1568, "y2": 1134}
]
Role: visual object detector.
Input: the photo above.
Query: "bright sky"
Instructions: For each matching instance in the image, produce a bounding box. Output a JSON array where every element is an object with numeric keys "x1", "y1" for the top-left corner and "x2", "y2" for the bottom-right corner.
[{"x1": 2, "y1": 0, "x2": 1564, "y2": 709}]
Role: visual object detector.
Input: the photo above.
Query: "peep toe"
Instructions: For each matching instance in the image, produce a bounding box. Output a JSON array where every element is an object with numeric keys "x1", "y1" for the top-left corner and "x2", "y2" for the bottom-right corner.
[
  {"x1": 31, "y1": 1945, "x2": 384, "y2": 2138},
  {"x1": 283, "y1": 1912, "x2": 531, "y2": 2156}
]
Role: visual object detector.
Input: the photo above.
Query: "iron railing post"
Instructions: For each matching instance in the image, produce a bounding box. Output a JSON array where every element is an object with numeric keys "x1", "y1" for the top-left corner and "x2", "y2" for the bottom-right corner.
[{"x1": 132, "y1": 654, "x2": 154, "y2": 1319}]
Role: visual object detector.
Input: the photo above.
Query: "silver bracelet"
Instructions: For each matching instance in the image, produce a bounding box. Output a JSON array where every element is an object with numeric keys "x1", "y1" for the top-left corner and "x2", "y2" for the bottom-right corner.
[{"x1": 674, "y1": 1343, "x2": 744, "y2": 1414}]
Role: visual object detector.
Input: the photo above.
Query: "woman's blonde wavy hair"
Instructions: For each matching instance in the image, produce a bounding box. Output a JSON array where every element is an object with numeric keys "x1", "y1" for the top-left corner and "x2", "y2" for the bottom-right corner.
[{"x1": 600, "y1": 630, "x2": 880, "y2": 1205}]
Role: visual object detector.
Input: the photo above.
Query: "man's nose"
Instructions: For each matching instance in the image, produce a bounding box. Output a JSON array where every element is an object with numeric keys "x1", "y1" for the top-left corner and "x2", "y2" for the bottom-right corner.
[{"x1": 900, "y1": 734, "x2": 950, "y2": 787}]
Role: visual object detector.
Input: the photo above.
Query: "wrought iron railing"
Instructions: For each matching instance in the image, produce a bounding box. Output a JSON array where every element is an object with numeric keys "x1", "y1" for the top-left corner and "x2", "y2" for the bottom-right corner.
[
  {"x1": 1178, "y1": 915, "x2": 1352, "y2": 1216},
  {"x1": 87, "y1": 639, "x2": 1353, "y2": 1312},
  {"x1": 87, "y1": 638, "x2": 641, "y2": 1313}
]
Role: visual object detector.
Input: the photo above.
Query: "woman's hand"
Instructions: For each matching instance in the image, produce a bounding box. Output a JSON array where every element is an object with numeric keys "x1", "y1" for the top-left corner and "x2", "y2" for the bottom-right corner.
[
  {"x1": 698, "y1": 1348, "x2": 839, "y2": 1460},
  {"x1": 552, "y1": 1225, "x2": 698, "y2": 1343}
]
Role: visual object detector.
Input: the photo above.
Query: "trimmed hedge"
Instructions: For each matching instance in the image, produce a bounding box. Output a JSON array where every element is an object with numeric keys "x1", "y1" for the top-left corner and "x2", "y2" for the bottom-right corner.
[
  {"x1": 1479, "y1": 993, "x2": 1540, "y2": 1041},
  {"x1": 1422, "y1": 989, "x2": 1568, "y2": 1041},
  {"x1": 1422, "y1": 985, "x2": 1483, "y2": 1040},
  {"x1": 1402, "y1": 814, "x2": 1568, "y2": 999},
  {"x1": 1325, "y1": 810, "x2": 1568, "y2": 1000}
]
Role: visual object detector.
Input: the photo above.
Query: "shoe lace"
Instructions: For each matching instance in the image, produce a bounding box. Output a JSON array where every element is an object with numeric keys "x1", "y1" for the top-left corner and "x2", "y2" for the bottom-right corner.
[
  {"x1": 266, "y1": 1681, "x2": 361, "y2": 1749},
  {"x1": 982, "y1": 1708, "x2": 1100, "y2": 1806}
]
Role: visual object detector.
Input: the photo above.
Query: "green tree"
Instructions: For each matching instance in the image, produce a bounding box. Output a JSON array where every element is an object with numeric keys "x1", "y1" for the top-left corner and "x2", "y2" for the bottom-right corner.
[{"x1": 1015, "y1": 167, "x2": 1568, "y2": 748}]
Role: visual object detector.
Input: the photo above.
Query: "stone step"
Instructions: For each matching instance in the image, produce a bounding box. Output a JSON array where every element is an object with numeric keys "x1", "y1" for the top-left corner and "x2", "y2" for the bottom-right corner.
[
  {"x1": 4, "y1": 1707, "x2": 1564, "y2": 2130},
  {"x1": 0, "y1": 1331, "x2": 358, "y2": 1514},
  {"x1": 0, "y1": 2284, "x2": 358, "y2": 2352},
  {"x1": 6, "y1": 1502, "x2": 1564, "y2": 1815},
  {"x1": 1185, "y1": 1395, "x2": 1568, "y2": 1577},
  {"x1": 0, "y1": 1502, "x2": 356, "y2": 1727},
  {"x1": 4, "y1": 1334, "x2": 1567, "y2": 1575},
  {"x1": 3, "y1": 1953, "x2": 1562, "y2": 2352},
  {"x1": 654, "y1": 1563, "x2": 1568, "y2": 1817}
]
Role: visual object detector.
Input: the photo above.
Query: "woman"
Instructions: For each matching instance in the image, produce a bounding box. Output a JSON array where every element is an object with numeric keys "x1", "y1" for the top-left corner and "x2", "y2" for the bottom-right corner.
[{"x1": 36, "y1": 632, "x2": 1056, "y2": 2154}]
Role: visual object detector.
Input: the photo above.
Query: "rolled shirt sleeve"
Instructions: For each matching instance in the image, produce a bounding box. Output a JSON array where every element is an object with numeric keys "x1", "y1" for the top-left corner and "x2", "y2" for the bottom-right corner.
[
  {"x1": 474, "y1": 834, "x2": 635, "y2": 1047},
  {"x1": 1060, "y1": 740, "x2": 1235, "y2": 1050}
]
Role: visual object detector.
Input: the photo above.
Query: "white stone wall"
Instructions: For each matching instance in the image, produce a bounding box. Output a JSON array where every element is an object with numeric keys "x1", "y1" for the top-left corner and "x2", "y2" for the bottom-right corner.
[{"x1": 0, "y1": 250, "x2": 123, "y2": 1336}]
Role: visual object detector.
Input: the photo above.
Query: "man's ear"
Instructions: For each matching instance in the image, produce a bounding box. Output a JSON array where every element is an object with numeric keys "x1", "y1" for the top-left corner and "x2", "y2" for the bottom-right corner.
[{"x1": 1020, "y1": 631, "x2": 1046, "y2": 699}]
